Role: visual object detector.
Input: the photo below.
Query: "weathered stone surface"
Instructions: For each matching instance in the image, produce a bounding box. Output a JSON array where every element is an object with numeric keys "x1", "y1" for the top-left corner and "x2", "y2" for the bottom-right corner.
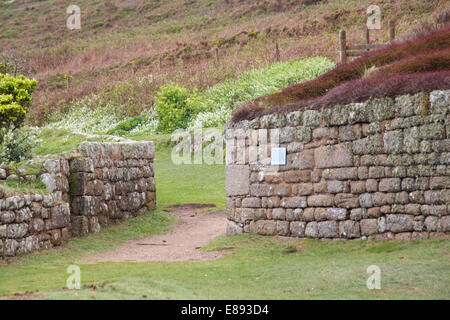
[
  {"x1": 305, "y1": 222, "x2": 318, "y2": 238},
  {"x1": 290, "y1": 221, "x2": 306, "y2": 237},
  {"x1": 1, "y1": 211, "x2": 15, "y2": 224},
  {"x1": 225, "y1": 91, "x2": 449, "y2": 242},
  {"x1": 359, "y1": 193, "x2": 373, "y2": 208},
  {"x1": 292, "y1": 150, "x2": 314, "y2": 170},
  {"x1": 272, "y1": 208, "x2": 286, "y2": 220},
  {"x1": 250, "y1": 184, "x2": 272, "y2": 197},
  {"x1": 335, "y1": 194, "x2": 359, "y2": 209},
  {"x1": 323, "y1": 168, "x2": 358, "y2": 180},
  {"x1": 360, "y1": 219, "x2": 378, "y2": 236},
  {"x1": 6, "y1": 223, "x2": 28, "y2": 238},
  {"x1": 430, "y1": 177, "x2": 449, "y2": 190},
  {"x1": 379, "y1": 178, "x2": 401, "y2": 192},
  {"x1": 339, "y1": 220, "x2": 360, "y2": 238},
  {"x1": 386, "y1": 214, "x2": 414, "y2": 232},
  {"x1": 51, "y1": 204, "x2": 71, "y2": 228},
  {"x1": 242, "y1": 197, "x2": 261, "y2": 208},
  {"x1": 424, "y1": 216, "x2": 439, "y2": 232},
  {"x1": 327, "y1": 180, "x2": 345, "y2": 194},
  {"x1": 226, "y1": 165, "x2": 250, "y2": 196},
  {"x1": 276, "y1": 221, "x2": 290, "y2": 236},
  {"x1": 318, "y1": 221, "x2": 338, "y2": 238},
  {"x1": 384, "y1": 130, "x2": 403, "y2": 154},
  {"x1": 440, "y1": 216, "x2": 450, "y2": 232},
  {"x1": 253, "y1": 220, "x2": 277, "y2": 235},
  {"x1": 281, "y1": 197, "x2": 307, "y2": 208},
  {"x1": 284, "y1": 170, "x2": 311, "y2": 183},
  {"x1": 327, "y1": 208, "x2": 347, "y2": 220},
  {"x1": 226, "y1": 221, "x2": 243, "y2": 235},
  {"x1": 315, "y1": 144, "x2": 353, "y2": 168},
  {"x1": 307, "y1": 194, "x2": 334, "y2": 207}
]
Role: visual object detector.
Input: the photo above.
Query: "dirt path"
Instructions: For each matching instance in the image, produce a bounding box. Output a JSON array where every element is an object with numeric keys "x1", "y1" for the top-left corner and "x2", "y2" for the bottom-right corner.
[{"x1": 84, "y1": 204, "x2": 227, "y2": 263}]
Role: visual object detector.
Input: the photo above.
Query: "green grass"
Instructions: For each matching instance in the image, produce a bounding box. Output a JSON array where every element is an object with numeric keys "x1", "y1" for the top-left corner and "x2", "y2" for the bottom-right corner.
[
  {"x1": 0, "y1": 179, "x2": 49, "y2": 196},
  {"x1": 34, "y1": 128, "x2": 110, "y2": 156},
  {"x1": 0, "y1": 131, "x2": 449, "y2": 299}
]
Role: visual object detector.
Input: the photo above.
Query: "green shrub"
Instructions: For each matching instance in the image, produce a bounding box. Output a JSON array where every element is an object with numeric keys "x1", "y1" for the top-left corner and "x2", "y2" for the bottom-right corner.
[
  {"x1": 0, "y1": 125, "x2": 37, "y2": 166},
  {"x1": 107, "y1": 116, "x2": 147, "y2": 135},
  {"x1": 0, "y1": 73, "x2": 38, "y2": 127},
  {"x1": 154, "y1": 84, "x2": 201, "y2": 133}
]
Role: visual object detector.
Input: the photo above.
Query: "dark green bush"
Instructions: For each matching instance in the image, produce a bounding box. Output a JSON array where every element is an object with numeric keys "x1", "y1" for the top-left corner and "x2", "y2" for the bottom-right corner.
[{"x1": 107, "y1": 116, "x2": 147, "y2": 136}]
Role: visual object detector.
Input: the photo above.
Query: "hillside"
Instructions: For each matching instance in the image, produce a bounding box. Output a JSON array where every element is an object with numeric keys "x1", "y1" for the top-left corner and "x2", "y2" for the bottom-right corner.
[{"x1": 0, "y1": 0, "x2": 448, "y2": 126}]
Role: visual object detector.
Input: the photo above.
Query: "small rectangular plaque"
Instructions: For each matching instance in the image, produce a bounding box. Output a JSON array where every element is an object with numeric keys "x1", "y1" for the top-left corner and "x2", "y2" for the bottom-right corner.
[{"x1": 271, "y1": 147, "x2": 286, "y2": 166}]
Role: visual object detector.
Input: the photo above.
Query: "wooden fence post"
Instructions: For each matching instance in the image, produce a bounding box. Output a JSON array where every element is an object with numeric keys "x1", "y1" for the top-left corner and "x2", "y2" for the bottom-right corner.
[
  {"x1": 389, "y1": 20, "x2": 395, "y2": 42},
  {"x1": 339, "y1": 29, "x2": 347, "y2": 64},
  {"x1": 214, "y1": 46, "x2": 219, "y2": 64},
  {"x1": 365, "y1": 28, "x2": 370, "y2": 52},
  {"x1": 275, "y1": 42, "x2": 280, "y2": 62}
]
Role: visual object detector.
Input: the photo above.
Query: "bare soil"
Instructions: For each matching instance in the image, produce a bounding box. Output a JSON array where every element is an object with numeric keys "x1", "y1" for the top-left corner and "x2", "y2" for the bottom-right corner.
[{"x1": 84, "y1": 204, "x2": 227, "y2": 263}]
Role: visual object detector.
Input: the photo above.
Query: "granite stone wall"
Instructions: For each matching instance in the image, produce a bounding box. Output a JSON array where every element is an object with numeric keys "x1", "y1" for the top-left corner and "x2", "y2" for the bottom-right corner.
[
  {"x1": 0, "y1": 141, "x2": 156, "y2": 258},
  {"x1": 0, "y1": 159, "x2": 71, "y2": 258},
  {"x1": 69, "y1": 141, "x2": 156, "y2": 237},
  {"x1": 225, "y1": 90, "x2": 449, "y2": 240}
]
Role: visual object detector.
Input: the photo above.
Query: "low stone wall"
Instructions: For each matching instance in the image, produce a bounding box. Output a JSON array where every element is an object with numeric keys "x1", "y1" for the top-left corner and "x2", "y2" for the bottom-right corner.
[
  {"x1": 0, "y1": 140, "x2": 156, "y2": 258},
  {"x1": 225, "y1": 90, "x2": 449, "y2": 240},
  {"x1": 70, "y1": 141, "x2": 156, "y2": 237},
  {"x1": 0, "y1": 194, "x2": 71, "y2": 257}
]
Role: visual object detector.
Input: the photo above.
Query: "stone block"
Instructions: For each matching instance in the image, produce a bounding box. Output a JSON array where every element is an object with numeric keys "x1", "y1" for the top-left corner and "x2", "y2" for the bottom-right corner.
[
  {"x1": 6, "y1": 223, "x2": 28, "y2": 238},
  {"x1": 307, "y1": 194, "x2": 334, "y2": 207},
  {"x1": 284, "y1": 170, "x2": 311, "y2": 183},
  {"x1": 226, "y1": 165, "x2": 250, "y2": 196},
  {"x1": 379, "y1": 178, "x2": 401, "y2": 192},
  {"x1": 360, "y1": 219, "x2": 378, "y2": 236},
  {"x1": 290, "y1": 221, "x2": 306, "y2": 237},
  {"x1": 305, "y1": 221, "x2": 318, "y2": 238},
  {"x1": 315, "y1": 144, "x2": 353, "y2": 168},
  {"x1": 281, "y1": 197, "x2": 307, "y2": 208},
  {"x1": 327, "y1": 180, "x2": 345, "y2": 193},
  {"x1": 276, "y1": 221, "x2": 290, "y2": 236},
  {"x1": 226, "y1": 221, "x2": 243, "y2": 235},
  {"x1": 326, "y1": 208, "x2": 347, "y2": 220},
  {"x1": 318, "y1": 221, "x2": 338, "y2": 238},
  {"x1": 386, "y1": 214, "x2": 414, "y2": 232},
  {"x1": 339, "y1": 220, "x2": 360, "y2": 238},
  {"x1": 383, "y1": 130, "x2": 403, "y2": 154},
  {"x1": 323, "y1": 167, "x2": 358, "y2": 180},
  {"x1": 242, "y1": 197, "x2": 261, "y2": 208}
]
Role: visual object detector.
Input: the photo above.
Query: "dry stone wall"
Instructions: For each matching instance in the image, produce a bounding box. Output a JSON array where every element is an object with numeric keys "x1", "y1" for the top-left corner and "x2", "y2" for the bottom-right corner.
[
  {"x1": 0, "y1": 159, "x2": 71, "y2": 258},
  {"x1": 70, "y1": 141, "x2": 156, "y2": 237},
  {"x1": 0, "y1": 141, "x2": 155, "y2": 258},
  {"x1": 225, "y1": 90, "x2": 450, "y2": 240}
]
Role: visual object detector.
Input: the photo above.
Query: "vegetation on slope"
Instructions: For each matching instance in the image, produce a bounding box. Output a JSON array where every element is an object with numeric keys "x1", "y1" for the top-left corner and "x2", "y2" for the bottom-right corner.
[
  {"x1": 232, "y1": 25, "x2": 450, "y2": 121},
  {"x1": 0, "y1": 0, "x2": 447, "y2": 126},
  {"x1": 46, "y1": 57, "x2": 334, "y2": 134}
]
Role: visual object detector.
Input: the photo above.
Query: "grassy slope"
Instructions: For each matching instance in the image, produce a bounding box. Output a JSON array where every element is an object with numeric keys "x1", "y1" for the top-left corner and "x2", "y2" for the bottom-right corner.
[
  {"x1": 0, "y1": 0, "x2": 446, "y2": 124},
  {"x1": 0, "y1": 130, "x2": 449, "y2": 299}
]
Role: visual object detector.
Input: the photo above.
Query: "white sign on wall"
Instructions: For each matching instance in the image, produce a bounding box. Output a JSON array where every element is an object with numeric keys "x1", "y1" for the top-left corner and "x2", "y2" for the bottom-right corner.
[{"x1": 271, "y1": 147, "x2": 286, "y2": 166}]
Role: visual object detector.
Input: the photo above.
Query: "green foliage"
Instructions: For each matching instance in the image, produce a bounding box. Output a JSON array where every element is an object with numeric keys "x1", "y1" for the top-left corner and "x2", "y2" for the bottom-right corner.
[
  {"x1": 0, "y1": 73, "x2": 37, "y2": 127},
  {"x1": 154, "y1": 84, "x2": 201, "y2": 133},
  {"x1": 107, "y1": 116, "x2": 148, "y2": 135},
  {"x1": 0, "y1": 125, "x2": 37, "y2": 166}
]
